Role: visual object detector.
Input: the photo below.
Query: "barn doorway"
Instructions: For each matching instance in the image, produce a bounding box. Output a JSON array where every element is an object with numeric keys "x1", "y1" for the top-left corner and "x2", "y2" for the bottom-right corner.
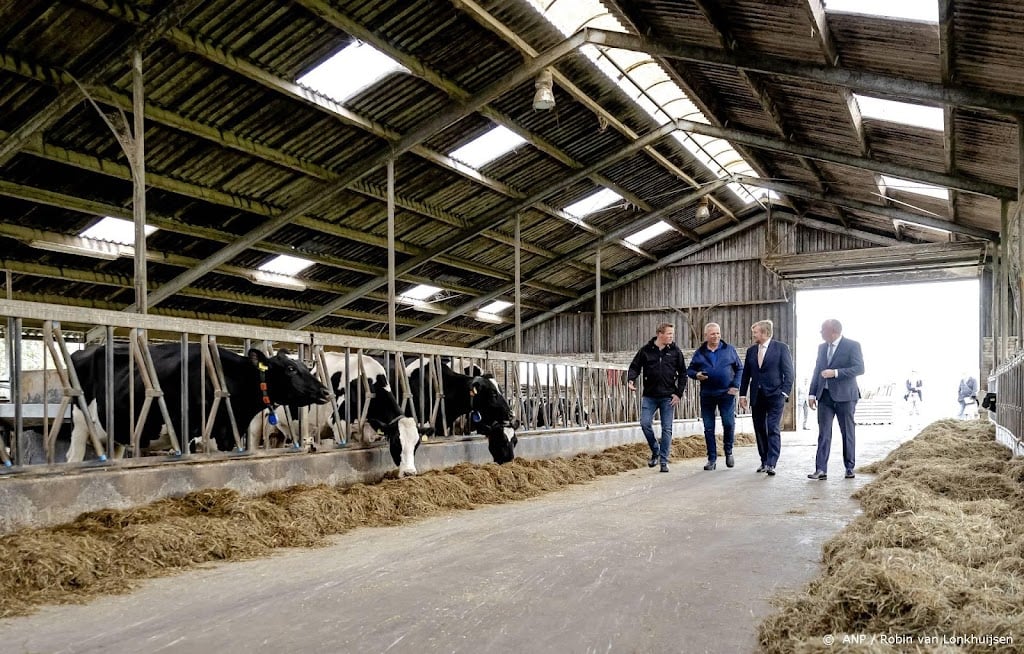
[{"x1": 795, "y1": 279, "x2": 980, "y2": 425}]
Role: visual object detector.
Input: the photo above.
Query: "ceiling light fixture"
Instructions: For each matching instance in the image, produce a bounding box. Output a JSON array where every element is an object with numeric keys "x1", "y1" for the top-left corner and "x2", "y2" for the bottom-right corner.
[
  {"x1": 27, "y1": 236, "x2": 120, "y2": 260},
  {"x1": 248, "y1": 270, "x2": 307, "y2": 292},
  {"x1": 695, "y1": 196, "x2": 711, "y2": 221},
  {"x1": 533, "y1": 68, "x2": 555, "y2": 110}
]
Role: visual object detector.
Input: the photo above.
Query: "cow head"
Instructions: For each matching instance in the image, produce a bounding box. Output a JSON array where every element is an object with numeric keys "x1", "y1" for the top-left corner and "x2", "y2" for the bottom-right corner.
[
  {"x1": 360, "y1": 373, "x2": 421, "y2": 477},
  {"x1": 248, "y1": 348, "x2": 331, "y2": 408},
  {"x1": 469, "y1": 374, "x2": 518, "y2": 464}
]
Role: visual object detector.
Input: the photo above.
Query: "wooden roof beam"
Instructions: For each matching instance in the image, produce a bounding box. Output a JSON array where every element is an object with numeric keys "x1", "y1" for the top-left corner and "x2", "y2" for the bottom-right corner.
[{"x1": 939, "y1": 0, "x2": 959, "y2": 228}]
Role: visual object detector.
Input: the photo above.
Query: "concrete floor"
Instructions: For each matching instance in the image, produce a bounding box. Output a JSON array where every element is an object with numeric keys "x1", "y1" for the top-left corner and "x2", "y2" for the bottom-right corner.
[{"x1": 0, "y1": 426, "x2": 908, "y2": 654}]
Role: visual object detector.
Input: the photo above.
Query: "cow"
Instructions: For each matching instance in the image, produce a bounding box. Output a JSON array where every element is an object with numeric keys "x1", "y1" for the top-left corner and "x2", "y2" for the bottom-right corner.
[
  {"x1": 406, "y1": 360, "x2": 518, "y2": 464},
  {"x1": 248, "y1": 352, "x2": 422, "y2": 476},
  {"x1": 67, "y1": 344, "x2": 330, "y2": 462}
]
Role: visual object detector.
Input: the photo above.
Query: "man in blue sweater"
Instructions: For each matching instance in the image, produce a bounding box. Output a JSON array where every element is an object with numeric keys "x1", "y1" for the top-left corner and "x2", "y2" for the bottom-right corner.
[{"x1": 687, "y1": 322, "x2": 743, "y2": 470}]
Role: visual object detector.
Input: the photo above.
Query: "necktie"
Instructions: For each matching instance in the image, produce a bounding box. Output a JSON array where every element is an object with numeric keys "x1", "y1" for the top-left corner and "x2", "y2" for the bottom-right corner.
[
  {"x1": 757, "y1": 344, "x2": 766, "y2": 367},
  {"x1": 827, "y1": 341, "x2": 835, "y2": 363}
]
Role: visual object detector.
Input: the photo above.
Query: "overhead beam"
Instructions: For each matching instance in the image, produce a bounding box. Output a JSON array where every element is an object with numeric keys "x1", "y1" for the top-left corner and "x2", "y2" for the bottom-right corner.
[
  {"x1": 591, "y1": 29, "x2": 1024, "y2": 116},
  {"x1": 284, "y1": 120, "x2": 694, "y2": 330},
  {"x1": 939, "y1": 0, "x2": 959, "y2": 225},
  {"x1": 451, "y1": 0, "x2": 736, "y2": 222},
  {"x1": 732, "y1": 175, "x2": 997, "y2": 241},
  {"x1": 0, "y1": 1, "x2": 204, "y2": 166},
  {"x1": 671, "y1": 118, "x2": 1014, "y2": 200},
  {"x1": 396, "y1": 182, "x2": 727, "y2": 340},
  {"x1": 473, "y1": 215, "x2": 768, "y2": 349}
]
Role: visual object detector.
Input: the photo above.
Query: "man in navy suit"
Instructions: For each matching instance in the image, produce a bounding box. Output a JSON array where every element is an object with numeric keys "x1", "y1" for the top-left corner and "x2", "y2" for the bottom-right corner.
[
  {"x1": 807, "y1": 319, "x2": 865, "y2": 480},
  {"x1": 739, "y1": 319, "x2": 794, "y2": 476}
]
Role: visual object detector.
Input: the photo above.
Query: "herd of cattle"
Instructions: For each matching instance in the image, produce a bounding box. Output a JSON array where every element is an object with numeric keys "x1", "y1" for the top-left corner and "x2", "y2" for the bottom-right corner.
[{"x1": 66, "y1": 344, "x2": 519, "y2": 476}]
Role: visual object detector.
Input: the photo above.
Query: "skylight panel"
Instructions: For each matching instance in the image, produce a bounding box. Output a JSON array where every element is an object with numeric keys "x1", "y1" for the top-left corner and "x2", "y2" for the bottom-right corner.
[
  {"x1": 824, "y1": 0, "x2": 937, "y2": 23},
  {"x1": 879, "y1": 175, "x2": 949, "y2": 201},
  {"x1": 297, "y1": 42, "x2": 407, "y2": 104},
  {"x1": 525, "y1": 0, "x2": 762, "y2": 204},
  {"x1": 625, "y1": 221, "x2": 673, "y2": 246},
  {"x1": 564, "y1": 188, "x2": 622, "y2": 219},
  {"x1": 449, "y1": 126, "x2": 527, "y2": 169},
  {"x1": 400, "y1": 284, "x2": 441, "y2": 301},
  {"x1": 479, "y1": 300, "x2": 512, "y2": 314},
  {"x1": 81, "y1": 216, "x2": 156, "y2": 245},
  {"x1": 258, "y1": 255, "x2": 314, "y2": 276},
  {"x1": 856, "y1": 95, "x2": 943, "y2": 130}
]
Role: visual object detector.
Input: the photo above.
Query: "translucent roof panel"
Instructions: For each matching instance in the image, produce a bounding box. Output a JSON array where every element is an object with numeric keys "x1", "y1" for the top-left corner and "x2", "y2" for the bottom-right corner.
[
  {"x1": 480, "y1": 300, "x2": 512, "y2": 314},
  {"x1": 526, "y1": 0, "x2": 761, "y2": 204},
  {"x1": 855, "y1": 95, "x2": 944, "y2": 130},
  {"x1": 258, "y1": 255, "x2": 315, "y2": 276},
  {"x1": 625, "y1": 220, "x2": 673, "y2": 246},
  {"x1": 297, "y1": 42, "x2": 408, "y2": 104},
  {"x1": 401, "y1": 284, "x2": 441, "y2": 301},
  {"x1": 824, "y1": 0, "x2": 938, "y2": 23},
  {"x1": 563, "y1": 188, "x2": 622, "y2": 219},
  {"x1": 449, "y1": 125, "x2": 527, "y2": 169},
  {"x1": 81, "y1": 216, "x2": 156, "y2": 245},
  {"x1": 879, "y1": 175, "x2": 949, "y2": 201}
]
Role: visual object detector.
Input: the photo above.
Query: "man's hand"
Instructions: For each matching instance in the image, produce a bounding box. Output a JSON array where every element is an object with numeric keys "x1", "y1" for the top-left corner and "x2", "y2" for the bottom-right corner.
[
  {"x1": 821, "y1": 368, "x2": 837, "y2": 379},
  {"x1": 628, "y1": 380, "x2": 636, "y2": 392},
  {"x1": 727, "y1": 387, "x2": 739, "y2": 396},
  {"x1": 671, "y1": 394, "x2": 680, "y2": 407},
  {"x1": 696, "y1": 372, "x2": 708, "y2": 381},
  {"x1": 739, "y1": 396, "x2": 748, "y2": 411},
  {"x1": 808, "y1": 397, "x2": 817, "y2": 410}
]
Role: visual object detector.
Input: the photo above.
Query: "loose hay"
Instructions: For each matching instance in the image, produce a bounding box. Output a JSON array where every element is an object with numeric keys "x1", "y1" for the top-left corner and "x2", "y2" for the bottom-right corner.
[
  {"x1": 0, "y1": 431, "x2": 753, "y2": 618},
  {"x1": 759, "y1": 419, "x2": 1024, "y2": 653}
]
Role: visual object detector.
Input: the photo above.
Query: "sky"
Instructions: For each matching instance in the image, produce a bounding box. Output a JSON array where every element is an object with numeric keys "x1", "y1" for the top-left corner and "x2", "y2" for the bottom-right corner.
[{"x1": 795, "y1": 279, "x2": 980, "y2": 419}]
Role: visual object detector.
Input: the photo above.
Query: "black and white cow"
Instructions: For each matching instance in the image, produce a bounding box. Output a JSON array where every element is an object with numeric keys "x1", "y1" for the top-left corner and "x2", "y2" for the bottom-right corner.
[
  {"x1": 407, "y1": 360, "x2": 518, "y2": 464},
  {"x1": 248, "y1": 352, "x2": 422, "y2": 476},
  {"x1": 68, "y1": 344, "x2": 330, "y2": 462}
]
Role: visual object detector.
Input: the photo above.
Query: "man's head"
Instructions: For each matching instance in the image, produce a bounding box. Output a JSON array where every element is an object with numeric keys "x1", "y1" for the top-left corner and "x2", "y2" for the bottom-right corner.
[
  {"x1": 820, "y1": 319, "x2": 842, "y2": 343},
  {"x1": 703, "y1": 322, "x2": 721, "y2": 349},
  {"x1": 751, "y1": 320, "x2": 773, "y2": 345},
  {"x1": 655, "y1": 323, "x2": 675, "y2": 347}
]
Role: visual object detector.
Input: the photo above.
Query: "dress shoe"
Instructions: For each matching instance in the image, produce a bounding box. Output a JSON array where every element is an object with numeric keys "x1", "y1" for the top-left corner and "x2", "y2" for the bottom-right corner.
[
  {"x1": 704, "y1": 460, "x2": 716, "y2": 470},
  {"x1": 648, "y1": 453, "x2": 659, "y2": 468},
  {"x1": 725, "y1": 454, "x2": 735, "y2": 468},
  {"x1": 845, "y1": 470, "x2": 856, "y2": 479},
  {"x1": 660, "y1": 463, "x2": 669, "y2": 473},
  {"x1": 765, "y1": 466, "x2": 776, "y2": 476},
  {"x1": 756, "y1": 464, "x2": 767, "y2": 473},
  {"x1": 807, "y1": 470, "x2": 827, "y2": 480}
]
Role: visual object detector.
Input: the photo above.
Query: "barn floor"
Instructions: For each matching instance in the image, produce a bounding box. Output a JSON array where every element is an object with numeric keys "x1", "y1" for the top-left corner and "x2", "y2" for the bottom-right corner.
[{"x1": 0, "y1": 425, "x2": 909, "y2": 653}]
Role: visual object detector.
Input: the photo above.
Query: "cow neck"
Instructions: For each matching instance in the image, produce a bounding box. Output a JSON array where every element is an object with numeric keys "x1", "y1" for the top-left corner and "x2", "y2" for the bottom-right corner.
[{"x1": 257, "y1": 362, "x2": 279, "y2": 426}]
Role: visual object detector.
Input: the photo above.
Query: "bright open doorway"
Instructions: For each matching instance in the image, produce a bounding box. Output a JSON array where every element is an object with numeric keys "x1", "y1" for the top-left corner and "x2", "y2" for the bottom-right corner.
[{"x1": 795, "y1": 280, "x2": 980, "y2": 424}]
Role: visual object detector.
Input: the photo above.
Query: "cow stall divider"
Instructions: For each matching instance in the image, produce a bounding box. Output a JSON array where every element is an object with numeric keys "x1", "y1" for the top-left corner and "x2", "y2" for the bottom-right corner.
[
  {"x1": 200, "y1": 334, "x2": 243, "y2": 453},
  {"x1": 127, "y1": 328, "x2": 182, "y2": 457},
  {"x1": 41, "y1": 320, "x2": 107, "y2": 463}
]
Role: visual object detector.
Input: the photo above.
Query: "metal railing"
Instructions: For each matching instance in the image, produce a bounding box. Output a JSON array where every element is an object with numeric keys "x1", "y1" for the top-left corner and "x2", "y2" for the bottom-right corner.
[
  {"x1": 990, "y1": 349, "x2": 1024, "y2": 454},
  {"x1": 0, "y1": 300, "x2": 707, "y2": 471}
]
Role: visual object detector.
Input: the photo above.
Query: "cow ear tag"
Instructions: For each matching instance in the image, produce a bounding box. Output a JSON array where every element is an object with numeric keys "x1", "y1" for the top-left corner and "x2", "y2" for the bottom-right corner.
[
  {"x1": 267, "y1": 411, "x2": 278, "y2": 426},
  {"x1": 471, "y1": 410, "x2": 482, "y2": 423}
]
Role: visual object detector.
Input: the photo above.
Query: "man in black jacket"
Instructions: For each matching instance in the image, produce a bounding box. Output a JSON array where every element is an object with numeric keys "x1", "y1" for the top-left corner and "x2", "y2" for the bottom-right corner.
[{"x1": 628, "y1": 323, "x2": 688, "y2": 473}]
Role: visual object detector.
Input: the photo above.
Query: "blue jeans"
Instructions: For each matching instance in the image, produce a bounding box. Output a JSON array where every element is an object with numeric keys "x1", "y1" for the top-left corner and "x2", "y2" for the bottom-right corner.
[
  {"x1": 700, "y1": 393, "x2": 736, "y2": 462},
  {"x1": 641, "y1": 395, "x2": 675, "y2": 465}
]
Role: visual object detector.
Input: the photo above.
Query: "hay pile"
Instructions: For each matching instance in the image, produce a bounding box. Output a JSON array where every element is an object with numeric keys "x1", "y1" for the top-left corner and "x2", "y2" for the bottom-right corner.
[
  {"x1": 759, "y1": 419, "x2": 1024, "y2": 653},
  {"x1": 0, "y1": 431, "x2": 753, "y2": 618}
]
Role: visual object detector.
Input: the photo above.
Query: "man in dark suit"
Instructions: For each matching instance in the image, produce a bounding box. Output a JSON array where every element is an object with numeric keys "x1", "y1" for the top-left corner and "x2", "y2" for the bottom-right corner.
[
  {"x1": 739, "y1": 319, "x2": 794, "y2": 476},
  {"x1": 807, "y1": 319, "x2": 865, "y2": 480}
]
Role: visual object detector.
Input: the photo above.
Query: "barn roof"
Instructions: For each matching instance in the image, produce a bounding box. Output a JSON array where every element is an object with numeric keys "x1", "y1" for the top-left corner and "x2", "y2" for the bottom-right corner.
[{"x1": 0, "y1": 0, "x2": 1016, "y2": 347}]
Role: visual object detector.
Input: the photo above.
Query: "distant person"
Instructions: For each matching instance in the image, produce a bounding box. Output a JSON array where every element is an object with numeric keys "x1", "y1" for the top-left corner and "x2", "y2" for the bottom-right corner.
[
  {"x1": 957, "y1": 372, "x2": 978, "y2": 419},
  {"x1": 904, "y1": 372, "x2": 923, "y2": 416},
  {"x1": 739, "y1": 320, "x2": 794, "y2": 476},
  {"x1": 687, "y1": 322, "x2": 742, "y2": 470},
  {"x1": 806, "y1": 319, "x2": 865, "y2": 481},
  {"x1": 797, "y1": 378, "x2": 810, "y2": 430},
  {"x1": 628, "y1": 323, "x2": 687, "y2": 473}
]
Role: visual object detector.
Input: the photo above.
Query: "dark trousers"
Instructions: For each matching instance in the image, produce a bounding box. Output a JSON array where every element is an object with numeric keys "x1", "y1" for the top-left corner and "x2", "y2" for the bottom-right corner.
[
  {"x1": 700, "y1": 393, "x2": 736, "y2": 462},
  {"x1": 752, "y1": 390, "x2": 785, "y2": 467},
  {"x1": 814, "y1": 389, "x2": 857, "y2": 472}
]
